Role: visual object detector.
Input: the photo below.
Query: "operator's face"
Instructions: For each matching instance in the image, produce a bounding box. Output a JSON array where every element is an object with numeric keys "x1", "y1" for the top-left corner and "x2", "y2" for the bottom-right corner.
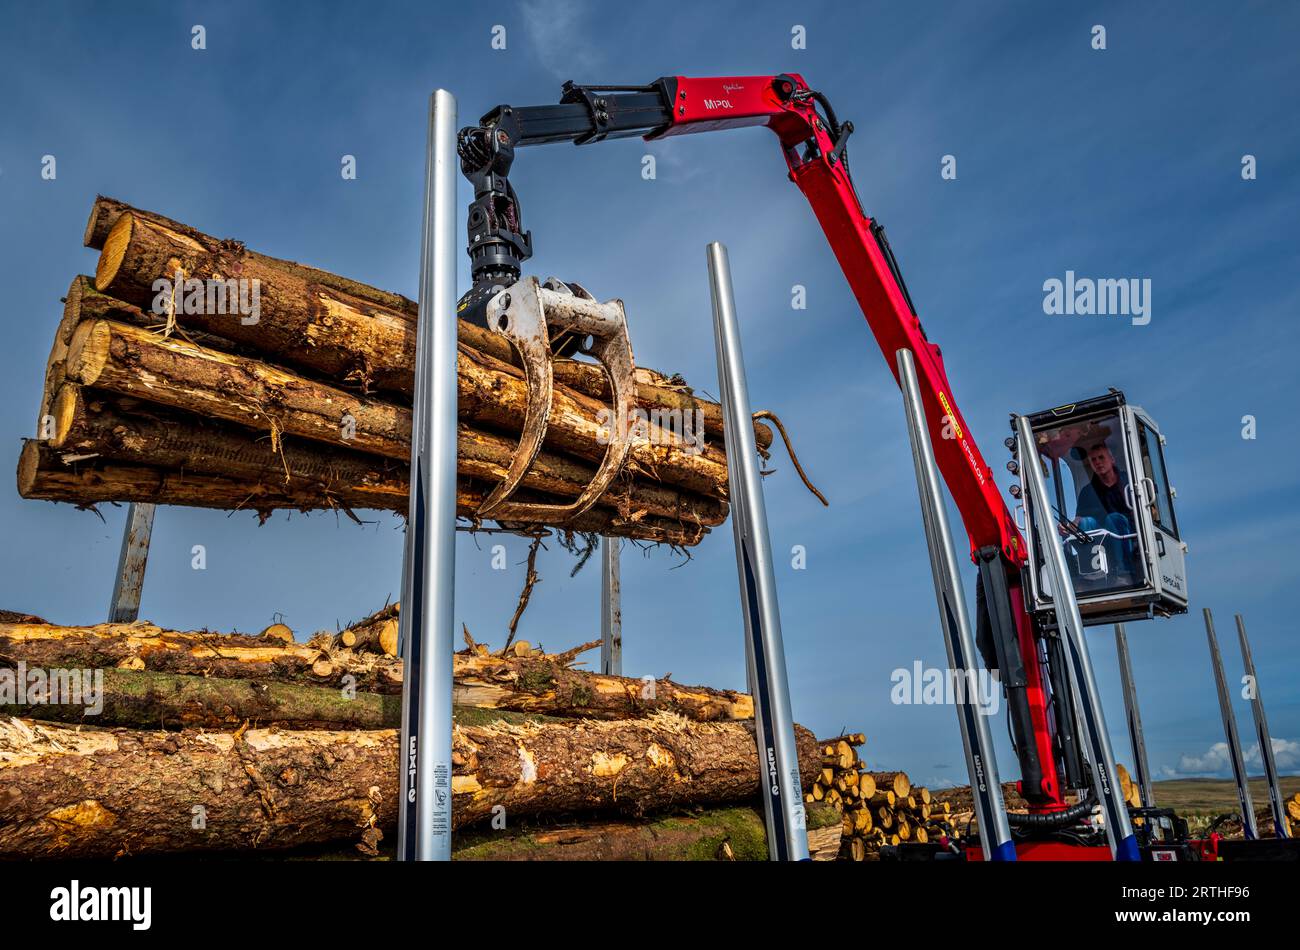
[{"x1": 1088, "y1": 445, "x2": 1115, "y2": 477}]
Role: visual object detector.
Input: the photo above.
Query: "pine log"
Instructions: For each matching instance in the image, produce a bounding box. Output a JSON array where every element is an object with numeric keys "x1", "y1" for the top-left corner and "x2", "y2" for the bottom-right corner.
[
  {"x1": 95, "y1": 213, "x2": 417, "y2": 395},
  {"x1": 82, "y1": 201, "x2": 773, "y2": 452},
  {"x1": 0, "y1": 668, "x2": 401, "y2": 730},
  {"x1": 47, "y1": 384, "x2": 727, "y2": 526},
  {"x1": 0, "y1": 620, "x2": 753, "y2": 721},
  {"x1": 19, "y1": 440, "x2": 705, "y2": 544},
  {"x1": 449, "y1": 712, "x2": 819, "y2": 829},
  {"x1": 339, "y1": 604, "x2": 399, "y2": 656},
  {"x1": 872, "y1": 770, "x2": 911, "y2": 798},
  {"x1": 0, "y1": 713, "x2": 818, "y2": 857},
  {"x1": 64, "y1": 274, "x2": 273, "y2": 358},
  {"x1": 63, "y1": 318, "x2": 731, "y2": 500}
]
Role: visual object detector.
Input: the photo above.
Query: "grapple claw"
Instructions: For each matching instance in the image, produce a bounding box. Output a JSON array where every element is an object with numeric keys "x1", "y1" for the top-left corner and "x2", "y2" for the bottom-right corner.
[{"x1": 475, "y1": 275, "x2": 636, "y2": 524}]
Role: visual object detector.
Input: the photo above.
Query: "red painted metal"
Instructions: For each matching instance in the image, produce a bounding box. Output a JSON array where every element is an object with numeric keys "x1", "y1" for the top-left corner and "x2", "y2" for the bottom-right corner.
[
  {"x1": 967, "y1": 840, "x2": 1114, "y2": 861},
  {"x1": 659, "y1": 75, "x2": 1023, "y2": 564}
]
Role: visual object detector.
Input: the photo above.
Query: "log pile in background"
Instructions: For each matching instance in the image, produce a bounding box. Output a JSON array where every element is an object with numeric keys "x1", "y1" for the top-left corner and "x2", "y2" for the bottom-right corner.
[
  {"x1": 0, "y1": 613, "x2": 835, "y2": 860},
  {"x1": 802, "y1": 736, "x2": 954, "y2": 861},
  {"x1": 20, "y1": 198, "x2": 782, "y2": 544}
]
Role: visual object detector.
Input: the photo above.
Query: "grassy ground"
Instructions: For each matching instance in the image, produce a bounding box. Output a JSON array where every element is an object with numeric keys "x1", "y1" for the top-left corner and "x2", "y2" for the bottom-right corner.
[{"x1": 1150, "y1": 776, "x2": 1300, "y2": 817}]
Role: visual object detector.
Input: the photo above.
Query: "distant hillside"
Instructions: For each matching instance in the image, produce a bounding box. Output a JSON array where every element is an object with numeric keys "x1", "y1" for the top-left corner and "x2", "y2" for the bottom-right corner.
[{"x1": 1150, "y1": 776, "x2": 1300, "y2": 816}]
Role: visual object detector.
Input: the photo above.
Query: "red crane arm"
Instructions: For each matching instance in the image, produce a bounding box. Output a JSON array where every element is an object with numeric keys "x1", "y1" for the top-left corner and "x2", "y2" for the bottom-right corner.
[{"x1": 659, "y1": 74, "x2": 1024, "y2": 563}]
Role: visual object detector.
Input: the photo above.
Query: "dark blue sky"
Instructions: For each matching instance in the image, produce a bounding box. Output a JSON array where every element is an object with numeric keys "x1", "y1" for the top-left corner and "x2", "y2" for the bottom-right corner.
[{"x1": 2, "y1": 1, "x2": 1297, "y2": 788}]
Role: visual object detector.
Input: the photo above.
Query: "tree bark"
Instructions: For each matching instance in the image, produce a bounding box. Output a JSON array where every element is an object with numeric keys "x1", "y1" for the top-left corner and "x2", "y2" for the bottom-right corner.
[
  {"x1": 19, "y1": 440, "x2": 703, "y2": 543},
  {"x1": 870, "y1": 771, "x2": 912, "y2": 798},
  {"x1": 338, "y1": 604, "x2": 399, "y2": 656},
  {"x1": 63, "y1": 318, "x2": 731, "y2": 501},
  {"x1": 450, "y1": 648, "x2": 753, "y2": 721},
  {"x1": 46, "y1": 384, "x2": 727, "y2": 526},
  {"x1": 0, "y1": 668, "x2": 402, "y2": 730},
  {"x1": 0, "y1": 713, "x2": 818, "y2": 857},
  {"x1": 82, "y1": 199, "x2": 773, "y2": 452},
  {"x1": 96, "y1": 212, "x2": 417, "y2": 395},
  {"x1": 0, "y1": 620, "x2": 752, "y2": 720}
]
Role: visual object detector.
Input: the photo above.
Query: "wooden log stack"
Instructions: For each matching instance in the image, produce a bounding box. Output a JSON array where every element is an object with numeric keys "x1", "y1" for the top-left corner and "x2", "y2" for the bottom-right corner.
[
  {"x1": 805, "y1": 737, "x2": 966, "y2": 861},
  {"x1": 0, "y1": 613, "x2": 837, "y2": 860},
  {"x1": 19, "y1": 198, "x2": 783, "y2": 545}
]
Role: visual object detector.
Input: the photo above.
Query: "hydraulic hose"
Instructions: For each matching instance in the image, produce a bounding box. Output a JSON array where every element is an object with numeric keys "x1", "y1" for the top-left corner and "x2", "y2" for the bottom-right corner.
[{"x1": 1006, "y1": 793, "x2": 1098, "y2": 829}]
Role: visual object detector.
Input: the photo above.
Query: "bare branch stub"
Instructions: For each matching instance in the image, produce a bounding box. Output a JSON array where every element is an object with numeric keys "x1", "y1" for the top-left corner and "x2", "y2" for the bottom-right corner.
[{"x1": 503, "y1": 535, "x2": 544, "y2": 652}]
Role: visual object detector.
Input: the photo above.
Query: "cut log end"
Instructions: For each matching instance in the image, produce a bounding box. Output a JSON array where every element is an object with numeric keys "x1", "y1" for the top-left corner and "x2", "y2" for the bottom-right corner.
[
  {"x1": 260, "y1": 622, "x2": 294, "y2": 644},
  {"x1": 96, "y1": 214, "x2": 133, "y2": 292},
  {"x1": 16, "y1": 441, "x2": 40, "y2": 497},
  {"x1": 49, "y1": 385, "x2": 80, "y2": 449},
  {"x1": 65, "y1": 320, "x2": 111, "y2": 387}
]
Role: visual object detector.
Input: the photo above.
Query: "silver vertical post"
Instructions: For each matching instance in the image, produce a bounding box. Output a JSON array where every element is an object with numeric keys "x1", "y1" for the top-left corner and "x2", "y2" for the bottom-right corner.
[
  {"x1": 108, "y1": 502, "x2": 155, "y2": 623},
  {"x1": 397, "y1": 89, "x2": 459, "y2": 862},
  {"x1": 600, "y1": 537, "x2": 622, "y2": 676},
  {"x1": 1203, "y1": 609, "x2": 1256, "y2": 839},
  {"x1": 1235, "y1": 615, "x2": 1285, "y2": 836},
  {"x1": 707, "y1": 242, "x2": 808, "y2": 862},
  {"x1": 1015, "y1": 415, "x2": 1139, "y2": 861},
  {"x1": 1113, "y1": 623, "x2": 1154, "y2": 807},
  {"x1": 897, "y1": 349, "x2": 1014, "y2": 861}
]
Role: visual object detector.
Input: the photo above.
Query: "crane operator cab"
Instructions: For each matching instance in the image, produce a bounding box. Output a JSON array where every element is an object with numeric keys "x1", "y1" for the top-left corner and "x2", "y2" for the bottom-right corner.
[{"x1": 1013, "y1": 391, "x2": 1188, "y2": 626}]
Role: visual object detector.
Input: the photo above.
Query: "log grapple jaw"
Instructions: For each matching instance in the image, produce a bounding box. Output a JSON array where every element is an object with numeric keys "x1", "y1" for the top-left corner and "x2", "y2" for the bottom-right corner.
[{"x1": 471, "y1": 275, "x2": 636, "y2": 524}]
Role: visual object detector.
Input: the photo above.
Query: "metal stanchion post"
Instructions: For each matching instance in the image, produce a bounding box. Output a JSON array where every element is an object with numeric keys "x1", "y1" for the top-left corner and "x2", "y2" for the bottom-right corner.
[
  {"x1": 1235, "y1": 615, "x2": 1289, "y2": 837},
  {"x1": 1015, "y1": 414, "x2": 1139, "y2": 861},
  {"x1": 396, "y1": 89, "x2": 460, "y2": 862},
  {"x1": 601, "y1": 537, "x2": 622, "y2": 676},
  {"x1": 1203, "y1": 608, "x2": 1256, "y2": 839},
  {"x1": 108, "y1": 502, "x2": 155, "y2": 623},
  {"x1": 1114, "y1": 623, "x2": 1155, "y2": 807},
  {"x1": 707, "y1": 242, "x2": 808, "y2": 861},
  {"x1": 897, "y1": 348, "x2": 1015, "y2": 861}
]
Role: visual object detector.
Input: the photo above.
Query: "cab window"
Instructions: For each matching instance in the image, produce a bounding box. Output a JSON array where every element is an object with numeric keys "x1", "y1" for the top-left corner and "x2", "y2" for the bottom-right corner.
[{"x1": 1136, "y1": 420, "x2": 1178, "y2": 538}]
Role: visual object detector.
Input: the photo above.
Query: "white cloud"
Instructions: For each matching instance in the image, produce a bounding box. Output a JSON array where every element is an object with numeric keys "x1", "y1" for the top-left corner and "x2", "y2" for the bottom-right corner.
[
  {"x1": 1163, "y1": 741, "x2": 1234, "y2": 778},
  {"x1": 1246, "y1": 737, "x2": 1300, "y2": 772},
  {"x1": 1160, "y1": 737, "x2": 1300, "y2": 778},
  {"x1": 520, "y1": 0, "x2": 606, "y2": 80}
]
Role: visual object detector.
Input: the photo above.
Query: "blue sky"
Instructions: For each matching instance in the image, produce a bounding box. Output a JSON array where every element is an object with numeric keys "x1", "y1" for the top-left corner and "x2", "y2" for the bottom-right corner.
[{"x1": 1, "y1": 1, "x2": 1297, "y2": 791}]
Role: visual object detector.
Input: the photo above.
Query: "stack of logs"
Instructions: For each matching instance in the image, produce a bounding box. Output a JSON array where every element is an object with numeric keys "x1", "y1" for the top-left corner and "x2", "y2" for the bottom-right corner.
[
  {"x1": 805, "y1": 735, "x2": 954, "y2": 861},
  {"x1": 19, "y1": 197, "x2": 780, "y2": 545},
  {"x1": 0, "y1": 610, "x2": 846, "y2": 860}
]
